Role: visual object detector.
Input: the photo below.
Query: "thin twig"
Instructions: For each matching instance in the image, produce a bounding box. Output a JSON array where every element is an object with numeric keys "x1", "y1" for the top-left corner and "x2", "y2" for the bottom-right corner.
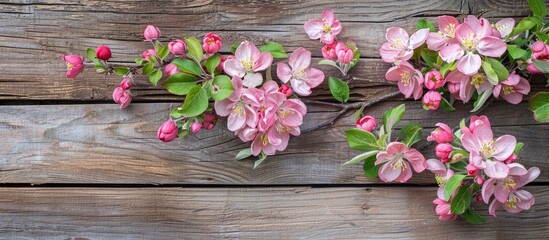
[{"x1": 301, "y1": 91, "x2": 401, "y2": 134}]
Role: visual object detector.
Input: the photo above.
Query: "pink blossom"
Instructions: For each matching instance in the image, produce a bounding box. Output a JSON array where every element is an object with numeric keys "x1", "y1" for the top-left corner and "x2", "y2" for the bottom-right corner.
[
  {"x1": 439, "y1": 19, "x2": 506, "y2": 75},
  {"x1": 164, "y1": 63, "x2": 181, "y2": 76},
  {"x1": 322, "y1": 41, "x2": 338, "y2": 60},
  {"x1": 527, "y1": 41, "x2": 549, "y2": 74},
  {"x1": 142, "y1": 49, "x2": 157, "y2": 61},
  {"x1": 144, "y1": 25, "x2": 161, "y2": 41},
  {"x1": 157, "y1": 120, "x2": 178, "y2": 142},
  {"x1": 426, "y1": 159, "x2": 455, "y2": 200},
  {"x1": 427, "y1": 123, "x2": 453, "y2": 143},
  {"x1": 304, "y1": 8, "x2": 342, "y2": 44},
  {"x1": 379, "y1": 27, "x2": 429, "y2": 63},
  {"x1": 223, "y1": 41, "x2": 273, "y2": 88},
  {"x1": 277, "y1": 47, "x2": 325, "y2": 96},
  {"x1": 120, "y1": 77, "x2": 133, "y2": 90},
  {"x1": 493, "y1": 18, "x2": 515, "y2": 38},
  {"x1": 335, "y1": 42, "x2": 353, "y2": 63},
  {"x1": 467, "y1": 163, "x2": 480, "y2": 176},
  {"x1": 96, "y1": 45, "x2": 112, "y2": 61},
  {"x1": 202, "y1": 32, "x2": 222, "y2": 54},
  {"x1": 493, "y1": 73, "x2": 530, "y2": 104},
  {"x1": 433, "y1": 198, "x2": 458, "y2": 221},
  {"x1": 168, "y1": 39, "x2": 186, "y2": 56},
  {"x1": 202, "y1": 112, "x2": 217, "y2": 131},
  {"x1": 191, "y1": 122, "x2": 202, "y2": 133},
  {"x1": 214, "y1": 76, "x2": 260, "y2": 131},
  {"x1": 424, "y1": 70, "x2": 445, "y2": 90},
  {"x1": 445, "y1": 70, "x2": 491, "y2": 103},
  {"x1": 375, "y1": 142, "x2": 426, "y2": 183},
  {"x1": 461, "y1": 121, "x2": 516, "y2": 179},
  {"x1": 484, "y1": 164, "x2": 540, "y2": 216},
  {"x1": 62, "y1": 55, "x2": 84, "y2": 78},
  {"x1": 278, "y1": 84, "x2": 293, "y2": 97},
  {"x1": 427, "y1": 16, "x2": 460, "y2": 51},
  {"x1": 356, "y1": 115, "x2": 376, "y2": 132},
  {"x1": 385, "y1": 62, "x2": 424, "y2": 99},
  {"x1": 112, "y1": 87, "x2": 132, "y2": 108},
  {"x1": 422, "y1": 91, "x2": 441, "y2": 110},
  {"x1": 435, "y1": 143, "x2": 453, "y2": 163}
]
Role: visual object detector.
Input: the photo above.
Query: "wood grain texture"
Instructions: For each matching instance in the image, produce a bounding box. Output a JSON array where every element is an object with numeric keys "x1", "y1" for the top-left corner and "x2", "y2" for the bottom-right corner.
[
  {"x1": 0, "y1": 186, "x2": 547, "y2": 239},
  {"x1": 1, "y1": 100, "x2": 546, "y2": 185},
  {"x1": 0, "y1": 0, "x2": 544, "y2": 101}
]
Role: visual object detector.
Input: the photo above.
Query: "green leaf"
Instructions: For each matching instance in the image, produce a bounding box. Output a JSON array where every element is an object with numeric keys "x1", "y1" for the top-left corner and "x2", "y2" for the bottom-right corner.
[
  {"x1": 345, "y1": 128, "x2": 380, "y2": 152},
  {"x1": 318, "y1": 59, "x2": 339, "y2": 68},
  {"x1": 343, "y1": 150, "x2": 379, "y2": 166},
  {"x1": 135, "y1": 58, "x2": 146, "y2": 65},
  {"x1": 529, "y1": 0, "x2": 547, "y2": 18},
  {"x1": 481, "y1": 61, "x2": 499, "y2": 85},
  {"x1": 211, "y1": 75, "x2": 234, "y2": 100},
  {"x1": 532, "y1": 59, "x2": 549, "y2": 74},
  {"x1": 439, "y1": 61, "x2": 457, "y2": 77},
  {"x1": 416, "y1": 19, "x2": 436, "y2": 32},
  {"x1": 514, "y1": 142, "x2": 524, "y2": 155},
  {"x1": 461, "y1": 207, "x2": 487, "y2": 224},
  {"x1": 439, "y1": 97, "x2": 456, "y2": 112},
  {"x1": 450, "y1": 160, "x2": 468, "y2": 172},
  {"x1": 172, "y1": 58, "x2": 203, "y2": 76},
  {"x1": 259, "y1": 41, "x2": 288, "y2": 59},
  {"x1": 421, "y1": 48, "x2": 438, "y2": 68},
  {"x1": 507, "y1": 45, "x2": 528, "y2": 60},
  {"x1": 397, "y1": 122, "x2": 422, "y2": 147},
  {"x1": 354, "y1": 105, "x2": 366, "y2": 121},
  {"x1": 529, "y1": 92, "x2": 549, "y2": 122},
  {"x1": 114, "y1": 67, "x2": 130, "y2": 76},
  {"x1": 254, "y1": 152, "x2": 267, "y2": 169},
  {"x1": 450, "y1": 185, "x2": 472, "y2": 214},
  {"x1": 185, "y1": 37, "x2": 203, "y2": 62},
  {"x1": 235, "y1": 148, "x2": 253, "y2": 160},
  {"x1": 85, "y1": 48, "x2": 102, "y2": 66},
  {"x1": 511, "y1": 17, "x2": 537, "y2": 36},
  {"x1": 205, "y1": 53, "x2": 221, "y2": 75},
  {"x1": 471, "y1": 87, "x2": 493, "y2": 112},
  {"x1": 485, "y1": 58, "x2": 509, "y2": 81},
  {"x1": 157, "y1": 45, "x2": 170, "y2": 60},
  {"x1": 180, "y1": 85, "x2": 209, "y2": 117},
  {"x1": 382, "y1": 104, "x2": 406, "y2": 134},
  {"x1": 229, "y1": 42, "x2": 240, "y2": 55},
  {"x1": 363, "y1": 155, "x2": 381, "y2": 179},
  {"x1": 149, "y1": 70, "x2": 163, "y2": 86},
  {"x1": 444, "y1": 174, "x2": 466, "y2": 201},
  {"x1": 162, "y1": 73, "x2": 197, "y2": 95},
  {"x1": 348, "y1": 43, "x2": 360, "y2": 68},
  {"x1": 142, "y1": 62, "x2": 155, "y2": 75},
  {"x1": 328, "y1": 77, "x2": 350, "y2": 103}
]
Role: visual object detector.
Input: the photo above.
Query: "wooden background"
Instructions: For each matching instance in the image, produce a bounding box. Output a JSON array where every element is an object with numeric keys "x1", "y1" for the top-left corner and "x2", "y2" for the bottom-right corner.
[{"x1": 0, "y1": 0, "x2": 548, "y2": 239}]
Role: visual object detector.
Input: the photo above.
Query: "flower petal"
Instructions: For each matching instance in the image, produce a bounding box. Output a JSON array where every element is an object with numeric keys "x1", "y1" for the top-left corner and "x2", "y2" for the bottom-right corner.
[
  {"x1": 304, "y1": 68, "x2": 325, "y2": 88},
  {"x1": 289, "y1": 47, "x2": 311, "y2": 71},
  {"x1": 253, "y1": 52, "x2": 273, "y2": 72},
  {"x1": 304, "y1": 19, "x2": 325, "y2": 40},
  {"x1": 491, "y1": 135, "x2": 516, "y2": 160},
  {"x1": 404, "y1": 149, "x2": 426, "y2": 173},
  {"x1": 484, "y1": 161, "x2": 509, "y2": 179},
  {"x1": 457, "y1": 52, "x2": 481, "y2": 76},
  {"x1": 439, "y1": 44, "x2": 464, "y2": 63},
  {"x1": 409, "y1": 28, "x2": 429, "y2": 49},
  {"x1": 477, "y1": 36, "x2": 507, "y2": 58},
  {"x1": 243, "y1": 72, "x2": 263, "y2": 88},
  {"x1": 276, "y1": 63, "x2": 292, "y2": 83},
  {"x1": 481, "y1": 178, "x2": 496, "y2": 204},
  {"x1": 223, "y1": 59, "x2": 245, "y2": 77}
]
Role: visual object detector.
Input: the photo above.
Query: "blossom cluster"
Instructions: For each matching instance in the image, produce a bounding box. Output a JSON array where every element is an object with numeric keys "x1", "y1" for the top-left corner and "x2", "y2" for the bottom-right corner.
[
  {"x1": 62, "y1": 24, "x2": 327, "y2": 166},
  {"x1": 379, "y1": 14, "x2": 539, "y2": 112}
]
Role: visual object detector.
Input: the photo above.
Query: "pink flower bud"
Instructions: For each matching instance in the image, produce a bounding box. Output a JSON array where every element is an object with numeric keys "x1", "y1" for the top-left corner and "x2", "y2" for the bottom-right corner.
[
  {"x1": 467, "y1": 163, "x2": 479, "y2": 176},
  {"x1": 424, "y1": 70, "x2": 445, "y2": 90},
  {"x1": 335, "y1": 42, "x2": 353, "y2": 63},
  {"x1": 203, "y1": 112, "x2": 217, "y2": 123},
  {"x1": 527, "y1": 61, "x2": 542, "y2": 74},
  {"x1": 168, "y1": 39, "x2": 186, "y2": 56},
  {"x1": 191, "y1": 122, "x2": 202, "y2": 133},
  {"x1": 504, "y1": 153, "x2": 518, "y2": 164},
  {"x1": 142, "y1": 49, "x2": 157, "y2": 61},
  {"x1": 531, "y1": 41, "x2": 549, "y2": 59},
  {"x1": 203, "y1": 121, "x2": 216, "y2": 130},
  {"x1": 157, "y1": 120, "x2": 178, "y2": 142},
  {"x1": 61, "y1": 54, "x2": 84, "y2": 78},
  {"x1": 475, "y1": 194, "x2": 483, "y2": 203},
  {"x1": 112, "y1": 87, "x2": 132, "y2": 108},
  {"x1": 120, "y1": 77, "x2": 133, "y2": 90},
  {"x1": 321, "y1": 42, "x2": 338, "y2": 60},
  {"x1": 447, "y1": 82, "x2": 461, "y2": 97},
  {"x1": 164, "y1": 63, "x2": 181, "y2": 76},
  {"x1": 95, "y1": 45, "x2": 112, "y2": 61},
  {"x1": 202, "y1": 32, "x2": 222, "y2": 54},
  {"x1": 427, "y1": 123, "x2": 453, "y2": 143},
  {"x1": 435, "y1": 143, "x2": 453, "y2": 163},
  {"x1": 422, "y1": 91, "x2": 441, "y2": 110},
  {"x1": 144, "y1": 25, "x2": 161, "y2": 41},
  {"x1": 475, "y1": 175, "x2": 484, "y2": 185},
  {"x1": 356, "y1": 115, "x2": 376, "y2": 132},
  {"x1": 278, "y1": 84, "x2": 293, "y2": 97}
]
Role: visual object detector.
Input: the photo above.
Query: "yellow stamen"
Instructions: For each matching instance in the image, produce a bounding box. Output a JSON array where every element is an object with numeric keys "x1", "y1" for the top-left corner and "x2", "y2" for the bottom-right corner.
[
  {"x1": 435, "y1": 175, "x2": 445, "y2": 187},
  {"x1": 502, "y1": 85, "x2": 515, "y2": 95},
  {"x1": 443, "y1": 23, "x2": 456, "y2": 37},
  {"x1": 503, "y1": 179, "x2": 517, "y2": 191},
  {"x1": 239, "y1": 57, "x2": 254, "y2": 71},
  {"x1": 471, "y1": 73, "x2": 486, "y2": 89},
  {"x1": 400, "y1": 73, "x2": 411, "y2": 86},
  {"x1": 323, "y1": 25, "x2": 331, "y2": 33},
  {"x1": 460, "y1": 33, "x2": 479, "y2": 50},
  {"x1": 481, "y1": 141, "x2": 496, "y2": 157},
  {"x1": 505, "y1": 196, "x2": 518, "y2": 209},
  {"x1": 261, "y1": 134, "x2": 269, "y2": 146},
  {"x1": 66, "y1": 63, "x2": 74, "y2": 70}
]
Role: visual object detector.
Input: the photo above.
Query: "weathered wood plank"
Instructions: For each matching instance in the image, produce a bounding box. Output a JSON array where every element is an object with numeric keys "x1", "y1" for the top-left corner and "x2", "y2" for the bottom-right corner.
[
  {"x1": 0, "y1": 0, "x2": 543, "y2": 101},
  {"x1": 1, "y1": 100, "x2": 546, "y2": 184},
  {"x1": 0, "y1": 186, "x2": 547, "y2": 239}
]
